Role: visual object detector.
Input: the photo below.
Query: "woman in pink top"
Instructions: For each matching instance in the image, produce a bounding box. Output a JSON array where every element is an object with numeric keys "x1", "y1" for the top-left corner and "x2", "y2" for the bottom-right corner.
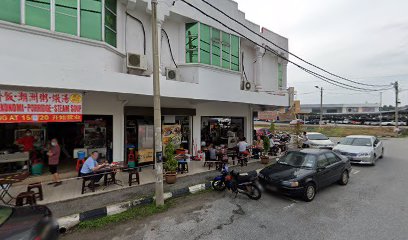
[{"x1": 47, "y1": 138, "x2": 62, "y2": 186}]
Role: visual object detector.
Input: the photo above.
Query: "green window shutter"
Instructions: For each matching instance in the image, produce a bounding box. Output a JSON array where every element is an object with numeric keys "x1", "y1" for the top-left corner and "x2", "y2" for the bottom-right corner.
[
  {"x1": 80, "y1": 0, "x2": 102, "y2": 41},
  {"x1": 211, "y1": 28, "x2": 221, "y2": 67},
  {"x1": 278, "y1": 63, "x2": 283, "y2": 89},
  {"x1": 25, "y1": 0, "x2": 51, "y2": 30},
  {"x1": 105, "y1": 0, "x2": 116, "y2": 47},
  {"x1": 185, "y1": 22, "x2": 199, "y2": 63},
  {"x1": 221, "y1": 32, "x2": 231, "y2": 69},
  {"x1": 55, "y1": 0, "x2": 77, "y2": 36},
  {"x1": 231, "y1": 35, "x2": 240, "y2": 71},
  {"x1": 200, "y1": 23, "x2": 211, "y2": 65},
  {"x1": 0, "y1": 0, "x2": 20, "y2": 24},
  {"x1": 105, "y1": 0, "x2": 117, "y2": 12}
]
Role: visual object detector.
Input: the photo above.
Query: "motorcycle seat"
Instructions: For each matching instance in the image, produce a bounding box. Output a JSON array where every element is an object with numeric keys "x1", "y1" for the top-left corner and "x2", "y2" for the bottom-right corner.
[{"x1": 235, "y1": 170, "x2": 257, "y2": 183}]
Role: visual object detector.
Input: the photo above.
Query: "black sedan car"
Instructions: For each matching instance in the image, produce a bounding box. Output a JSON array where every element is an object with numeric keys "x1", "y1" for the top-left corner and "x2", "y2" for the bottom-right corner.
[
  {"x1": 259, "y1": 149, "x2": 351, "y2": 201},
  {"x1": 0, "y1": 205, "x2": 59, "y2": 240}
]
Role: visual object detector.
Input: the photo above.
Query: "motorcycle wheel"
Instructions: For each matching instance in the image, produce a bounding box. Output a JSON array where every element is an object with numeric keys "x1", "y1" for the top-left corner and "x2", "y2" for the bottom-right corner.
[
  {"x1": 212, "y1": 180, "x2": 226, "y2": 191},
  {"x1": 247, "y1": 184, "x2": 262, "y2": 200}
]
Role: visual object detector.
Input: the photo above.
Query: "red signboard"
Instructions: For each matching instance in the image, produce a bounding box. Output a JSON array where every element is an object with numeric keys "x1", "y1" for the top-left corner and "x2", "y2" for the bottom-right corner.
[{"x1": 0, "y1": 90, "x2": 83, "y2": 123}]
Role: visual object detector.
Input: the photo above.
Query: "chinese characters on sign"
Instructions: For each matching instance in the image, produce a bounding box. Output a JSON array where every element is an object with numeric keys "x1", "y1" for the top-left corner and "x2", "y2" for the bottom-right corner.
[{"x1": 0, "y1": 90, "x2": 83, "y2": 123}]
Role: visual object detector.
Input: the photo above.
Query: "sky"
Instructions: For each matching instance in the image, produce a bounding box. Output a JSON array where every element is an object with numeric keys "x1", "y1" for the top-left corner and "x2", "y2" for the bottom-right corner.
[{"x1": 234, "y1": 0, "x2": 408, "y2": 106}]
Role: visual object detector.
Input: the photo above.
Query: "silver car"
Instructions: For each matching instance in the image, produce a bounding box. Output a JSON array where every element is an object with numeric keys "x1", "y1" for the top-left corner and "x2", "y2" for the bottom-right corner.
[
  {"x1": 304, "y1": 132, "x2": 335, "y2": 149},
  {"x1": 333, "y1": 135, "x2": 384, "y2": 166}
]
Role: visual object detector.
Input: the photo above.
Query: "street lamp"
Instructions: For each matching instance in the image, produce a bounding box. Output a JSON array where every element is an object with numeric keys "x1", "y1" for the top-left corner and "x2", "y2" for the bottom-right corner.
[{"x1": 315, "y1": 86, "x2": 323, "y2": 126}]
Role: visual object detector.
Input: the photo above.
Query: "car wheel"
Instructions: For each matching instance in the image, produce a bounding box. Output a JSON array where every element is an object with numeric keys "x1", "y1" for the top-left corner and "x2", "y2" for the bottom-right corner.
[
  {"x1": 371, "y1": 155, "x2": 376, "y2": 166},
  {"x1": 339, "y1": 170, "x2": 349, "y2": 185},
  {"x1": 303, "y1": 183, "x2": 316, "y2": 202},
  {"x1": 379, "y1": 148, "x2": 384, "y2": 159}
]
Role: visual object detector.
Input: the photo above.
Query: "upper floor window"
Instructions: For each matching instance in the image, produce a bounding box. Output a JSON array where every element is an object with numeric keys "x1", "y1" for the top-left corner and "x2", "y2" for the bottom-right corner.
[
  {"x1": 278, "y1": 63, "x2": 283, "y2": 89},
  {"x1": 0, "y1": 0, "x2": 116, "y2": 47},
  {"x1": 186, "y1": 22, "x2": 240, "y2": 72}
]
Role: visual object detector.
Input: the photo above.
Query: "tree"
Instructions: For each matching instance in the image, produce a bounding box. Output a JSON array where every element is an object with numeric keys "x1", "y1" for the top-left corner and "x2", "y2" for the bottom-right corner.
[
  {"x1": 269, "y1": 121, "x2": 276, "y2": 134},
  {"x1": 293, "y1": 122, "x2": 303, "y2": 148}
]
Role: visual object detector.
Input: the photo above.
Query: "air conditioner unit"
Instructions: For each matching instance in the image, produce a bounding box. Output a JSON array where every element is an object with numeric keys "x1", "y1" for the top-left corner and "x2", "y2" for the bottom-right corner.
[
  {"x1": 127, "y1": 53, "x2": 147, "y2": 71},
  {"x1": 165, "y1": 67, "x2": 179, "y2": 81},
  {"x1": 243, "y1": 81, "x2": 252, "y2": 91}
]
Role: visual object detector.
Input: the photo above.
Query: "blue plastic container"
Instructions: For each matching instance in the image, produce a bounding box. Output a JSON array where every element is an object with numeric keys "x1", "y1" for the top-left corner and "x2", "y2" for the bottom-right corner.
[
  {"x1": 128, "y1": 161, "x2": 136, "y2": 168},
  {"x1": 77, "y1": 151, "x2": 86, "y2": 160},
  {"x1": 31, "y1": 163, "x2": 43, "y2": 175}
]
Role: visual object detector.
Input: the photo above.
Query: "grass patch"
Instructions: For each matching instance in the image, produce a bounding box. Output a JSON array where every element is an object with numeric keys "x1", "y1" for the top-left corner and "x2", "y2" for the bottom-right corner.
[
  {"x1": 77, "y1": 201, "x2": 173, "y2": 229},
  {"x1": 76, "y1": 189, "x2": 213, "y2": 230},
  {"x1": 399, "y1": 128, "x2": 408, "y2": 138}
]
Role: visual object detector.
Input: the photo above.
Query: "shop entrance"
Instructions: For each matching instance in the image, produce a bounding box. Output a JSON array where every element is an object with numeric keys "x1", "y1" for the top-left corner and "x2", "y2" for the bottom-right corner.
[
  {"x1": 0, "y1": 115, "x2": 113, "y2": 175},
  {"x1": 125, "y1": 115, "x2": 192, "y2": 166},
  {"x1": 201, "y1": 117, "x2": 245, "y2": 148}
]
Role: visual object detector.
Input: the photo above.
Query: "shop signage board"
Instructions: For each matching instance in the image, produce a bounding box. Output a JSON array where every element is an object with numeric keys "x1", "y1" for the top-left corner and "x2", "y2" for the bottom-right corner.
[
  {"x1": 162, "y1": 124, "x2": 182, "y2": 149},
  {"x1": 0, "y1": 90, "x2": 82, "y2": 123},
  {"x1": 258, "y1": 111, "x2": 278, "y2": 121},
  {"x1": 138, "y1": 149, "x2": 154, "y2": 163}
]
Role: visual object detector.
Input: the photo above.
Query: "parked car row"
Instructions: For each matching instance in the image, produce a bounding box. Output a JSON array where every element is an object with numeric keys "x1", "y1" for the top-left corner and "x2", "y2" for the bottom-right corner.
[
  {"x1": 255, "y1": 134, "x2": 384, "y2": 202},
  {"x1": 304, "y1": 119, "x2": 407, "y2": 126}
]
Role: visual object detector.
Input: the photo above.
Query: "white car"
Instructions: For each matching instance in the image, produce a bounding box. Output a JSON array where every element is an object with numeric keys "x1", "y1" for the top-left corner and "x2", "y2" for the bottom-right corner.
[
  {"x1": 333, "y1": 135, "x2": 384, "y2": 166},
  {"x1": 290, "y1": 119, "x2": 304, "y2": 125},
  {"x1": 304, "y1": 132, "x2": 335, "y2": 149}
]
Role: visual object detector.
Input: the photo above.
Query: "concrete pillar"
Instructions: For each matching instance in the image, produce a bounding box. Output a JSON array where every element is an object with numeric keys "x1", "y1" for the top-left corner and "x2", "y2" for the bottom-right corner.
[{"x1": 254, "y1": 46, "x2": 265, "y2": 91}]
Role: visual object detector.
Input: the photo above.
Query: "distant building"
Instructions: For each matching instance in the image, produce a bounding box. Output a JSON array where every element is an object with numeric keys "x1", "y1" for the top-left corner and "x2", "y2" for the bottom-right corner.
[{"x1": 301, "y1": 104, "x2": 380, "y2": 114}]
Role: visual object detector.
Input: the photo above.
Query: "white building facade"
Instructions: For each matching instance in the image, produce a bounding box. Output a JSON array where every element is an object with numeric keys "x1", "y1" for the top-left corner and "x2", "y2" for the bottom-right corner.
[{"x1": 0, "y1": 0, "x2": 289, "y2": 163}]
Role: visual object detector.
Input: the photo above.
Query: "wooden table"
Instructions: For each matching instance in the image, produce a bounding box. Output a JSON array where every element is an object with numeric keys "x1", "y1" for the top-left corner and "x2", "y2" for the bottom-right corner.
[{"x1": 0, "y1": 171, "x2": 29, "y2": 205}]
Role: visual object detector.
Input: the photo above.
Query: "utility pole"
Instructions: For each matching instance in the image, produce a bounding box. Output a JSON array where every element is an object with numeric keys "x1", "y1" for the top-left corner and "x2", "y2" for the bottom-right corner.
[
  {"x1": 315, "y1": 86, "x2": 323, "y2": 126},
  {"x1": 394, "y1": 81, "x2": 399, "y2": 129},
  {"x1": 152, "y1": 0, "x2": 164, "y2": 206},
  {"x1": 379, "y1": 92, "x2": 383, "y2": 127}
]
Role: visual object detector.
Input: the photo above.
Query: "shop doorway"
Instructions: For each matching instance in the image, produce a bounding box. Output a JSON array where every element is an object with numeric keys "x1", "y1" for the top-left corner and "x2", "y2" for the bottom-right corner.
[
  {"x1": 125, "y1": 115, "x2": 192, "y2": 166},
  {"x1": 201, "y1": 117, "x2": 245, "y2": 148},
  {"x1": 0, "y1": 115, "x2": 113, "y2": 175}
]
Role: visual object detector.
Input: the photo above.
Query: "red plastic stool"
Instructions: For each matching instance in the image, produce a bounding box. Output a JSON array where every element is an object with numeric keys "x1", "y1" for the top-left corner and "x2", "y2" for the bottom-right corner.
[{"x1": 76, "y1": 159, "x2": 85, "y2": 172}]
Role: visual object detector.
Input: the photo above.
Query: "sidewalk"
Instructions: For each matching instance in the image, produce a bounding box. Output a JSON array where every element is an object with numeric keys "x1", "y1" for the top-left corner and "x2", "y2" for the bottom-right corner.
[
  {"x1": 48, "y1": 159, "x2": 272, "y2": 218},
  {"x1": 9, "y1": 160, "x2": 217, "y2": 205}
]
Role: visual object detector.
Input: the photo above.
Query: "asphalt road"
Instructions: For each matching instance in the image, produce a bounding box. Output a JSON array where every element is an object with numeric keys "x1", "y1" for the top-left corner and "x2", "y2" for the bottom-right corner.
[{"x1": 62, "y1": 138, "x2": 408, "y2": 240}]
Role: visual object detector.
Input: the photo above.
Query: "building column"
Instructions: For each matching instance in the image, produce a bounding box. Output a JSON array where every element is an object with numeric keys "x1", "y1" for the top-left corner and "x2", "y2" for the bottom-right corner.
[
  {"x1": 254, "y1": 46, "x2": 265, "y2": 91},
  {"x1": 192, "y1": 114, "x2": 201, "y2": 155}
]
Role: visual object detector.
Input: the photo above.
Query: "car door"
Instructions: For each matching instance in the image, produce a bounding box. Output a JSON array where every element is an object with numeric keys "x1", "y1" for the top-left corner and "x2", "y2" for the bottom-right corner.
[
  {"x1": 324, "y1": 152, "x2": 343, "y2": 184},
  {"x1": 316, "y1": 154, "x2": 331, "y2": 188},
  {"x1": 373, "y1": 137, "x2": 381, "y2": 158}
]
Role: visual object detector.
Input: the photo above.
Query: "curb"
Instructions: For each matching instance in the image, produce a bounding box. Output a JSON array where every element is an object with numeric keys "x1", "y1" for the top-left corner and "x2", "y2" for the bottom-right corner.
[{"x1": 57, "y1": 182, "x2": 213, "y2": 231}]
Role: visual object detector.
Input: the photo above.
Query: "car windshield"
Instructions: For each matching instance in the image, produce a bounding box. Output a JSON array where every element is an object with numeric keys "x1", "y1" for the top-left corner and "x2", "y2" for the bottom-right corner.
[
  {"x1": 307, "y1": 134, "x2": 328, "y2": 140},
  {"x1": 278, "y1": 152, "x2": 316, "y2": 168},
  {"x1": 0, "y1": 206, "x2": 12, "y2": 225},
  {"x1": 340, "y1": 138, "x2": 372, "y2": 146}
]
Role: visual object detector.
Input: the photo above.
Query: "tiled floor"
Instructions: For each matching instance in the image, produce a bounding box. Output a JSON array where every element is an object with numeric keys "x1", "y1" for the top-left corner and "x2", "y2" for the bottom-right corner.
[{"x1": 5, "y1": 159, "x2": 258, "y2": 205}]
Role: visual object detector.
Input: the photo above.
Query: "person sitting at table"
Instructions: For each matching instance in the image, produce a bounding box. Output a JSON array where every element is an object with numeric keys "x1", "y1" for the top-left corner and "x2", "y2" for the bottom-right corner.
[
  {"x1": 252, "y1": 135, "x2": 264, "y2": 159},
  {"x1": 80, "y1": 151, "x2": 108, "y2": 187},
  {"x1": 208, "y1": 144, "x2": 217, "y2": 161},
  {"x1": 237, "y1": 137, "x2": 249, "y2": 156}
]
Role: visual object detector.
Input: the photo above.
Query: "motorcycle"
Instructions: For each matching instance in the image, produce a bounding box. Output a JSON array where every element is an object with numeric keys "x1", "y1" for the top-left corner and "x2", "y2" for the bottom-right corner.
[{"x1": 212, "y1": 165, "x2": 262, "y2": 200}]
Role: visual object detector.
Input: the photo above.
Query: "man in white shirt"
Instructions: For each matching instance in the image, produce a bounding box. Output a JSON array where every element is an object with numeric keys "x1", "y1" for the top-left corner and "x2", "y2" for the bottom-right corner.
[{"x1": 237, "y1": 137, "x2": 249, "y2": 153}]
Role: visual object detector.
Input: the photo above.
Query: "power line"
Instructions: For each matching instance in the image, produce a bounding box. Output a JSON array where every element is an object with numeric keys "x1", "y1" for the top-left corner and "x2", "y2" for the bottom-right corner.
[
  {"x1": 197, "y1": 0, "x2": 391, "y2": 88},
  {"x1": 179, "y1": 0, "x2": 394, "y2": 92}
]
